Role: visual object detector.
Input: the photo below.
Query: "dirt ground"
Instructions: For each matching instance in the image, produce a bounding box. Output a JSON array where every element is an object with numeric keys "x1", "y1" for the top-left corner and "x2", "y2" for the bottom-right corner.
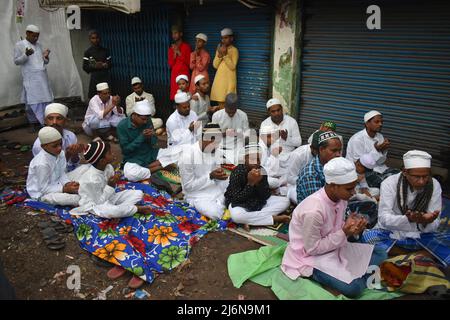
[
  {"x1": 0, "y1": 104, "x2": 445, "y2": 300},
  {"x1": 0, "y1": 116, "x2": 276, "y2": 300}
]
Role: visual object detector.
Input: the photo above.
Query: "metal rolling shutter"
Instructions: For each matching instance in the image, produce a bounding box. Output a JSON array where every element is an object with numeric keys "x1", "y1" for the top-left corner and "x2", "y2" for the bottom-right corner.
[
  {"x1": 86, "y1": 4, "x2": 172, "y2": 117},
  {"x1": 298, "y1": 0, "x2": 450, "y2": 168},
  {"x1": 184, "y1": 2, "x2": 274, "y2": 125}
]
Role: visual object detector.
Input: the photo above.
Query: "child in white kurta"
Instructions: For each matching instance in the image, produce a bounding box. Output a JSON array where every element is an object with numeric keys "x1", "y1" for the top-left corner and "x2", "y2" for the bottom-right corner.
[
  {"x1": 70, "y1": 141, "x2": 149, "y2": 218},
  {"x1": 27, "y1": 127, "x2": 80, "y2": 206}
]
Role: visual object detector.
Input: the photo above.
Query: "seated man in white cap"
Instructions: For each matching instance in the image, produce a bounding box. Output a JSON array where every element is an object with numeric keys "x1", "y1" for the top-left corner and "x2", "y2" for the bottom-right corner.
[
  {"x1": 210, "y1": 28, "x2": 239, "y2": 110},
  {"x1": 259, "y1": 125, "x2": 287, "y2": 192},
  {"x1": 82, "y1": 82, "x2": 126, "y2": 141},
  {"x1": 225, "y1": 143, "x2": 291, "y2": 228},
  {"x1": 179, "y1": 123, "x2": 229, "y2": 220},
  {"x1": 26, "y1": 127, "x2": 80, "y2": 206},
  {"x1": 189, "y1": 33, "x2": 211, "y2": 95},
  {"x1": 117, "y1": 100, "x2": 163, "y2": 182},
  {"x1": 157, "y1": 92, "x2": 199, "y2": 168},
  {"x1": 282, "y1": 157, "x2": 386, "y2": 298},
  {"x1": 362, "y1": 150, "x2": 449, "y2": 267},
  {"x1": 212, "y1": 93, "x2": 249, "y2": 165},
  {"x1": 14, "y1": 24, "x2": 53, "y2": 130},
  {"x1": 125, "y1": 77, "x2": 163, "y2": 133},
  {"x1": 32, "y1": 103, "x2": 85, "y2": 171},
  {"x1": 190, "y1": 75, "x2": 214, "y2": 125},
  {"x1": 346, "y1": 110, "x2": 398, "y2": 188},
  {"x1": 260, "y1": 98, "x2": 302, "y2": 162}
]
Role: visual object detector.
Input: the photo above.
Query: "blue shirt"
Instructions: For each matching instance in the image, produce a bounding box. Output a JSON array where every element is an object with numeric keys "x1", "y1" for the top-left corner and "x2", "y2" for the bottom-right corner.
[{"x1": 296, "y1": 155, "x2": 326, "y2": 204}]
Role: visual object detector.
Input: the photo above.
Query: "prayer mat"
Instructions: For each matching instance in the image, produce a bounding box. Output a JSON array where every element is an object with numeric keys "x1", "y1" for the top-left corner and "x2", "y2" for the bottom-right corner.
[
  {"x1": 361, "y1": 228, "x2": 450, "y2": 267},
  {"x1": 150, "y1": 167, "x2": 182, "y2": 195},
  {"x1": 380, "y1": 253, "x2": 450, "y2": 294},
  {"x1": 0, "y1": 183, "x2": 228, "y2": 284},
  {"x1": 227, "y1": 244, "x2": 403, "y2": 300}
]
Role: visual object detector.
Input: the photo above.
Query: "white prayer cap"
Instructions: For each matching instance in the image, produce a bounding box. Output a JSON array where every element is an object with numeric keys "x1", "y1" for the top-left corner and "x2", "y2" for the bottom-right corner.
[
  {"x1": 194, "y1": 75, "x2": 205, "y2": 85},
  {"x1": 96, "y1": 82, "x2": 109, "y2": 92},
  {"x1": 403, "y1": 150, "x2": 432, "y2": 169},
  {"x1": 359, "y1": 153, "x2": 377, "y2": 170},
  {"x1": 324, "y1": 157, "x2": 358, "y2": 185},
  {"x1": 195, "y1": 33, "x2": 208, "y2": 42},
  {"x1": 38, "y1": 126, "x2": 62, "y2": 145},
  {"x1": 174, "y1": 92, "x2": 190, "y2": 104},
  {"x1": 26, "y1": 25, "x2": 40, "y2": 33},
  {"x1": 221, "y1": 28, "x2": 233, "y2": 36},
  {"x1": 134, "y1": 100, "x2": 152, "y2": 116},
  {"x1": 260, "y1": 125, "x2": 276, "y2": 135},
  {"x1": 45, "y1": 103, "x2": 68, "y2": 118},
  {"x1": 131, "y1": 77, "x2": 142, "y2": 85},
  {"x1": 244, "y1": 143, "x2": 262, "y2": 156},
  {"x1": 364, "y1": 110, "x2": 382, "y2": 123},
  {"x1": 266, "y1": 98, "x2": 282, "y2": 110},
  {"x1": 176, "y1": 74, "x2": 189, "y2": 83}
]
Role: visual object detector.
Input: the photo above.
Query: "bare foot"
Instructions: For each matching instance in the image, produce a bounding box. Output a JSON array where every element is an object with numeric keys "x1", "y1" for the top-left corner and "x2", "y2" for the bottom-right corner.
[
  {"x1": 273, "y1": 215, "x2": 291, "y2": 224},
  {"x1": 137, "y1": 206, "x2": 153, "y2": 215}
]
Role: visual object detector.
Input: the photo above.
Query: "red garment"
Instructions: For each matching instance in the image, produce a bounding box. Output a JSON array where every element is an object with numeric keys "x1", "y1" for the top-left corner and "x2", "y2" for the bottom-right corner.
[{"x1": 168, "y1": 41, "x2": 192, "y2": 100}]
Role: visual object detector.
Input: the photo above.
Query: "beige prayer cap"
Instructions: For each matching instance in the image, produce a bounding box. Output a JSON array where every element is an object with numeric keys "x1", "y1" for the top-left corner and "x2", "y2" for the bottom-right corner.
[
  {"x1": 131, "y1": 77, "x2": 142, "y2": 85},
  {"x1": 364, "y1": 110, "x2": 382, "y2": 123},
  {"x1": 174, "y1": 92, "x2": 190, "y2": 104},
  {"x1": 266, "y1": 98, "x2": 282, "y2": 110},
  {"x1": 26, "y1": 25, "x2": 40, "y2": 33},
  {"x1": 403, "y1": 150, "x2": 432, "y2": 169},
  {"x1": 134, "y1": 100, "x2": 152, "y2": 116},
  {"x1": 96, "y1": 82, "x2": 109, "y2": 92},
  {"x1": 194, "y1": 75, "x2": 205, "y2": 85},
  {"x1": 221, "y1": 28, "x2": 233, "y2": 36},
  {"x1": 195, "y1": 33, "x2": 208, "y2": 42},
  {"x1": 176, "y1": 74, "x2": 189, "y2": 83},
  {"x1": 324, "y1": 157, "x2": 358, "y2": 185},
  {"x1": 39, "y1": 127, "x2": 62, "y2": 145},
  {"x1": 45, "y1": 103, "x2": 68, "y2": 118}
]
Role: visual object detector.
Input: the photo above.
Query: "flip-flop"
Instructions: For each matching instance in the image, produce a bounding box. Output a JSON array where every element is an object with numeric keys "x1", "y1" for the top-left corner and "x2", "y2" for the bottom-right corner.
[
  {"x1": 107, "y1": 266, "x2": 127, "y2": 280},
  {"x1": 128, "y1": 275, "x2": 145, "y2": 289},
  {"x1": 45, "y1": 238, "x2": 66, "y2": 250},
  {"x1": 41, "y1": 227, "x2": 59, "y2": 240}
]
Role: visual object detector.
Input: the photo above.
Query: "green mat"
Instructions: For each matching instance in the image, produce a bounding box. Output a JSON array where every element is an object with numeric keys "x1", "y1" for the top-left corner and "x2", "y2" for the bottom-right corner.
[{"x1": 228, "y1": 244, "x2": 403, "y2": 300}]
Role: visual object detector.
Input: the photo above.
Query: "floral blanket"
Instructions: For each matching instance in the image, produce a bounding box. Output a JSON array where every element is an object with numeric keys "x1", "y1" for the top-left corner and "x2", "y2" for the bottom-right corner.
[{"x1": 0, "y1": 182, "x2": 228, "y2": 284}]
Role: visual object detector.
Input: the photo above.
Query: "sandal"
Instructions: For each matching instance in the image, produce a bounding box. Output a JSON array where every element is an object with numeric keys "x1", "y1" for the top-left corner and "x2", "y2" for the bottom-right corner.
[
  {"x1": 107, "y1": 266, "x2": 127, "y2": 280},
  {"x1": 128, "y1": 275, "x2": 145, "y2": 289},
  {"x1": 44, "y1": 237, "x2": 66, "y2": 250}
]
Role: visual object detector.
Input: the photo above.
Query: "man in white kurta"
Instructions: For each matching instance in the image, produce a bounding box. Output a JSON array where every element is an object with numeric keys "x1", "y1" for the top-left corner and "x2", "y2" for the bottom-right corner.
[
  {"x1": 260, "y1": 98, "x2": 302, "y2": 156},
  {"x1": 70, "y1": 141, "x2": 144, "y2": 218},
  {"x1": 362, "y1": 151, "x2": 448, "y2": 266},
  {"x1": 82, "y1": 82, "x2": 126, "y2": 138},
  {"x1": 27, "y1": 127, "x2": 80, "y2": 206},
  {"x1": 190, "y1": 75, "x2": 212, "y2": 125},
  {"x1": 157, "y1": 92, "x2": 199, "y2": 167},
  {"x1": 178, "y1": 124, "x2": 229, "y2": 220},
  {"x1": 281, "y1": 157, "x2": 385, "y2": 298},
  {"x1": 346, "y1": 110, "x2": 398, "y2": 188},
  {"x1": 14, "y1": 25, "x2": 53, "y2": 127},
  {"x1": 259, "y1": 126, "x2": 286, "y2": 191},
  {"x1": 32, "y1": 103, "x2": 84, "y2": 172},
  {"x1": 125, "y1": 77, "x2": 163, "y2": 130},
  {"x1": 212, "y1": 93, "x2": 249, "y2": 165}
]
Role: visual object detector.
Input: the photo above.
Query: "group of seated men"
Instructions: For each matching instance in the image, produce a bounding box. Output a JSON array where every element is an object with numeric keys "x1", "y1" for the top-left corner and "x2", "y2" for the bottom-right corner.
[{"x1": 25, "y1": 76, "x2": 448, "y2": 297}]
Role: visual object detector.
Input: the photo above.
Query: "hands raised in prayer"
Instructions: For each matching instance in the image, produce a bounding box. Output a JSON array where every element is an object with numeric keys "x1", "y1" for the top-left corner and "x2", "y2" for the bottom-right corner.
[
  {"x1": 63, "y1": 181, "x2": 79, "y2": 194},
  {"x1": 247, "y1": 168, "x2": 263, "y2": 186},
  {"x1": 210, "y1": 168, "x2": 228, "y2": 180},
  {"x1": 406, "y1": 209, "x2": 439, "y2": 225},
  {"x1": 375, "y1": 138, "x2": 391, "y2": 152},
  {"x1": 343, "y1": 213, "x2": 368, "y2": 237}
]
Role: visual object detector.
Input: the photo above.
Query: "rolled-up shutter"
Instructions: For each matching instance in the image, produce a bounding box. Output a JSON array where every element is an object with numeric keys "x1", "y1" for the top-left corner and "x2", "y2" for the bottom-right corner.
[
  {"x1": 184, "y1": 2, "x2": 274, "y2": 125},
  {"x1": 298, "y1": 0, "x2": 450, "y2": 168}
]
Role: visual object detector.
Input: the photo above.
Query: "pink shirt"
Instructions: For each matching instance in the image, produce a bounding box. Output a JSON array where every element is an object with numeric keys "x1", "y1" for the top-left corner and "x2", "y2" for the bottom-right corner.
[{"x1": 281, "y1": 188, "x2": 374, "y2": 284}]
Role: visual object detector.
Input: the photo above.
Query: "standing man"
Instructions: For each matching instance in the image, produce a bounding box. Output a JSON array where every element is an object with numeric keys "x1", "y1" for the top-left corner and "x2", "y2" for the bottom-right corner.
[
  {"x1": 83, "y1": 30, "x2": 112, "y2": 99},
  {"x1": 210, "y1": 28, "x2": 239, "y2": 110},
  {"x1": 14, "y1": 25, "x2": 53, "y2": 131},
  {"x1": 189, "y1": 33, "x2": 210, "y2": 95},
  {"x1": 346, "y1": 110, "x2": 398, "y2": 188},
  {"x1": 82, "y1": 83, "x2": 125, "y2": 141},
  {"x1": 125, "y1": 77, "x2": 163, "y2": 132},
  {"x1": 168, "y1": 25, "x2": 192, "y2": 102}
]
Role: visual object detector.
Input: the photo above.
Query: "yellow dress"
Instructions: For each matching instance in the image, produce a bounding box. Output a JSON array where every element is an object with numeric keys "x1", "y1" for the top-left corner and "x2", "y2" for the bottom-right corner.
[{"x1": 210, "y1": 45, "x2": 239, "y2": 102}]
